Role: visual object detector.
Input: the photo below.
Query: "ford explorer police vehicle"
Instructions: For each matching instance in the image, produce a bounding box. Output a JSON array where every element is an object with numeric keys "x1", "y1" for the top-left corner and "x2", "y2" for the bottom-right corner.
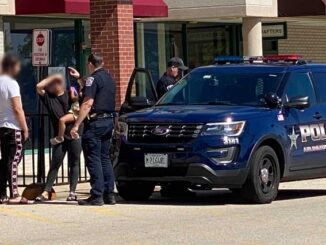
[{"x1": 114, "y1": 55, "x2": 326, "y2": 204}]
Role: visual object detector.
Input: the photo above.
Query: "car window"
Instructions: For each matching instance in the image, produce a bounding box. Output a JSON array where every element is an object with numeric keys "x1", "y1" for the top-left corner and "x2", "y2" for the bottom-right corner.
[
  {"x1": 284, "y1": 73, "x2": 316, "y2": 104},
  {"x1": 312, "y1": 72, "x2": 326, "y2": 103},
  {"x1": 159, "y1": 71, "x2": 283, "y2": 107},
  {"x1": 129, "y1": 71, "x2": 156, "y2": 102}
]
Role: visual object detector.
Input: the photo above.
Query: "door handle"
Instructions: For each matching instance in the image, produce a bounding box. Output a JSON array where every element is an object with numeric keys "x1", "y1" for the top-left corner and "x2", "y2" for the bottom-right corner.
[{"x1": 313, "y1": 112, "x2": 323, "y2": 120}]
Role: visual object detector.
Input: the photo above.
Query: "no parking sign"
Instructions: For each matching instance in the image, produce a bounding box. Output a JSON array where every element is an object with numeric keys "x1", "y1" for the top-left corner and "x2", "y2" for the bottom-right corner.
[{"x1": 32, "y1": 29, "x2": 51, "y2": 66}]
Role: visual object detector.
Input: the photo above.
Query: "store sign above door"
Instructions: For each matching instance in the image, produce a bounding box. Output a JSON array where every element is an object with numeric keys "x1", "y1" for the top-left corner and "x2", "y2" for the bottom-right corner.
[
  {"x1": 262, "y1": 23, "x2": 287, "y2": 39},
  {"x1": 32, "y1": 29, "x2": 51, "y2": 66}
]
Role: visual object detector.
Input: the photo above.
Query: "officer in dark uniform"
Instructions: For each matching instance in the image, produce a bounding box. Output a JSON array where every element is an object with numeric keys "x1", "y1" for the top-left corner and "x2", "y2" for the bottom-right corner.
[
  {"x1": 156, "y1": 57, "x2": 188, "y2": 99},
  {"x1": 70, "y1": 53, "x2": 116, "y2": 206}
]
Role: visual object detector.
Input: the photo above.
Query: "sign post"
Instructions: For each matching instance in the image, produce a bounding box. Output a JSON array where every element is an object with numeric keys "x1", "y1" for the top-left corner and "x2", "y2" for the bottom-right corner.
[{"x1": 32, "y1": 29, "x2": 51, "y2": 184}]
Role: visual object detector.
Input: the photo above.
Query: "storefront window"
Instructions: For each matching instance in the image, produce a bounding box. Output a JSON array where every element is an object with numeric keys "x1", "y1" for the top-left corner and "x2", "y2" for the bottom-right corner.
[
  {"x1": 135, "y1": 22, "x2": 184, "y2": 84},
  {"x1": 263, "y1": 40, "x2": 278, "y2": 55},
  {"x1": 4, "y1": 17, "x2": 79, "y2": 113},
  {"x1": 135, "y1": 22, "x2": 240, "y2": 84},
  {"x1": 143, "y1": 23, "x2": 159, "y2": 83},
  {"x1": 187, "y1": 24, "x2": 232, "y2": 69}
]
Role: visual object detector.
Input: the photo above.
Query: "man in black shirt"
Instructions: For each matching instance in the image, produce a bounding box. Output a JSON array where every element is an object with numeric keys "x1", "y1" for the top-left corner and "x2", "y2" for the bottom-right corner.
[
  {"x1": 156, "y1": 57, "x2": 188, "y2": 99},
  {"x1": 70, "y1": 53, "x2": 116, "y2": 206},
  {"x1": 36, "y1": 74, "x2": 82, "y2": 201}
]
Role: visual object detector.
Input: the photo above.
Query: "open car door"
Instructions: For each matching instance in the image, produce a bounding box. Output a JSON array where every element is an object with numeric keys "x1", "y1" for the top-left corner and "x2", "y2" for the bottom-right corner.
[{"x1": 120, "y1": 68, "x2": 158, "y2": 115}]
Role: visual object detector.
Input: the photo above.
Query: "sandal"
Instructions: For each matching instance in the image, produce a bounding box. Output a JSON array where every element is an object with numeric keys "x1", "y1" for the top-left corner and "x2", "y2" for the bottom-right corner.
[
  {"x1": 50, "y1": 136, "x2": 64, "y2": 146},
  {"x1": 0, "y1": 195, "x2": 8, "y2": 204},
  {"x1": 8, "y1": 196, "x2": 22, "y2": 204},
  {"x1": 66, "y1": 192, "x2": 77, "y2": 202},
  {"x1": 35, "y1": 192, "x2": 51, "y2": 202},
  {"x1": 20, "y1": 197, "x2": 29, "y2": 204}
]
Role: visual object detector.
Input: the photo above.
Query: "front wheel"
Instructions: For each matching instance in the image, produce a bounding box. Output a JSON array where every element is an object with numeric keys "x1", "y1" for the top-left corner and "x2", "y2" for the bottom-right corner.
[
  {"x1": 241, "y1": 146, "x2": 280, "y2": 204},
  {"x1": 117, "y1": 181, "x2": 155, "y2": 201}
]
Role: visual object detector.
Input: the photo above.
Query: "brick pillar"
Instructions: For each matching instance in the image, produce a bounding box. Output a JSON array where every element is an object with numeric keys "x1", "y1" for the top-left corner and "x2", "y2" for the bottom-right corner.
[{"x1": 90, "y1": 0, "x2": 135, "y2": 108}]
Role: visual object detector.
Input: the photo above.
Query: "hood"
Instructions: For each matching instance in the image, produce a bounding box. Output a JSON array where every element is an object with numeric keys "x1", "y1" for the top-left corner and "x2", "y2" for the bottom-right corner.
[{"x1": 122, "y1": 105, "x2": 271, "y2": 124}]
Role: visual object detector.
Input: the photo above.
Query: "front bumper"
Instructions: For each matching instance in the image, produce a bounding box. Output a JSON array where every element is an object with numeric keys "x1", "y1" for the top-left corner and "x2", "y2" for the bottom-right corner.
[
  {"x1": 114, "y1": 134, "x2": 251, "y2": 188},
  {"x1": 115, "y1": 162, "x2": 248, "y2": 188}
]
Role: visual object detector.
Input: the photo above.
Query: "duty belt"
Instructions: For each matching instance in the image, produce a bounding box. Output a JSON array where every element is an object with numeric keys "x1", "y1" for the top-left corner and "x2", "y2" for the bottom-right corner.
[{"x1": 88, "y1": 112, "x2": 115, "y2": 121}]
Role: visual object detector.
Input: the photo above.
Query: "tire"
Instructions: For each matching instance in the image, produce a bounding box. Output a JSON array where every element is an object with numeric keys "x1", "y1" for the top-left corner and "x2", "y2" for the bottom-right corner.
[
  {"x1": 241, "y1": 146, "x2": 280, "y2": 204},
  {"x1": 117, "y1": 181, "x2": 155, "y2": 201}
]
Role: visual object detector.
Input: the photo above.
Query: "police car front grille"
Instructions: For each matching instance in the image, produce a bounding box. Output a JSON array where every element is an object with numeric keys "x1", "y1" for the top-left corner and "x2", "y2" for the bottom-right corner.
[{"x1": 128, "y1": 123, "x2": 203, "y2": 143}]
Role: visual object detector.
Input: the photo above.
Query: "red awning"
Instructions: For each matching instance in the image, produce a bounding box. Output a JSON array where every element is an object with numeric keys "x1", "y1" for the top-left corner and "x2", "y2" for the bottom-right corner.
[
  {"x1": 15, "y1": 0, "x2": 168, "y2": 17},
  {"x1": 133, "y1": 0, "x2": 168, "y2": 17}
]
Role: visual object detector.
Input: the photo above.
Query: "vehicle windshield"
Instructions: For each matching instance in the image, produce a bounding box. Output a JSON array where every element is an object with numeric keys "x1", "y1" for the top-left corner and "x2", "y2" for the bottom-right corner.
[{"x1": 158, "y1": 70, "x2": 284, "y2": 107}]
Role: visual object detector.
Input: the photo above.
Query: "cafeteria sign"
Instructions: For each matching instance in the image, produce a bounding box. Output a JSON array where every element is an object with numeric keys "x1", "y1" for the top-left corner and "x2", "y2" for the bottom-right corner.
[
  {"x1": 32, "y1": 29, "x2": 51, "y2": 66},
  {"x1": 262, "y1": 23, "x2": 287, "y2": 39}
]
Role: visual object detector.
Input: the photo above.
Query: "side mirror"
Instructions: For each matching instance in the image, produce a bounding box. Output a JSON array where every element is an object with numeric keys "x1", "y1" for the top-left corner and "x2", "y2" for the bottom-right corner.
[
  {"x1": 265, "y1": 92, "x2": 282, "y2": 109},
  {"x1": 129, "y1": 96, "x2": 154, "y2": 107},
  {"x1": 284, "y1": 96, "x2": 310, "y2": 109}
]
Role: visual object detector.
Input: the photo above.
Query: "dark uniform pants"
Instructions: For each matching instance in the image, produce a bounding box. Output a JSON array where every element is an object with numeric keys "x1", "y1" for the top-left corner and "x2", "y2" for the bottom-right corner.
[
  {"x1": 0, "y1": 128, "x2": 23, "y2": 198},
  {"x1": 82, "y1": 118, "x2": 115, "y2": 197}
]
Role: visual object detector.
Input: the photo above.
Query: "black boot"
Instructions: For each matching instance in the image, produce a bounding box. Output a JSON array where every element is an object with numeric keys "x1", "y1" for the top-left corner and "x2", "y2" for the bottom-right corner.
[
  {"x1": 78, "y1": 195, "x2": 104, "y2": 206},
  {"x1": 103, "y1": 193, "x2": 116, "y2": 205}
]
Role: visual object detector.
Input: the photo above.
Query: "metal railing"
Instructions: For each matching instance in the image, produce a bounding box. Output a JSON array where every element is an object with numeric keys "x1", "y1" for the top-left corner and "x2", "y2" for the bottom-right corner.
[{"x1": 18, "y1": 114, "x2": 89, "y2": 186}]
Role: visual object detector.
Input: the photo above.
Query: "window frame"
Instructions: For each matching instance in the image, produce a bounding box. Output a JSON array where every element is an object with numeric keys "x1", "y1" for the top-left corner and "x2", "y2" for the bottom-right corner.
[
  {"x1": 281, "y1": 71, "x2": 317, "y2": 105},
  {"x1": 310, "y1": 71, "x2": 326, "y2": 104}
]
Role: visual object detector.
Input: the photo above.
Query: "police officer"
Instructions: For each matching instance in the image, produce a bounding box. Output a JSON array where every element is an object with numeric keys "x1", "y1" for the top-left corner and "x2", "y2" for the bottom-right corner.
[
  {"x1": 156, "y1": 57, "x2": 188, "y2": 99},
  {"x1": 70, "y1": 53, "x2": 116, "y2": 206}
]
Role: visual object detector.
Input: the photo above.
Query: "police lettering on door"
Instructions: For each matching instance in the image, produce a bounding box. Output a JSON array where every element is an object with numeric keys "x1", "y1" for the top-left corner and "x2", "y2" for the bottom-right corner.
[{"x1": 289, "y1": 124, "x2": 326, "y2": 153}]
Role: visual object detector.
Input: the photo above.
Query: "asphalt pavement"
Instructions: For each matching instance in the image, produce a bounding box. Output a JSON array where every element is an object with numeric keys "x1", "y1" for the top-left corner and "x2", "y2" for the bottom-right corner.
[{"x1": 1, "y1": 179, "x2": 326, "y2": 245}]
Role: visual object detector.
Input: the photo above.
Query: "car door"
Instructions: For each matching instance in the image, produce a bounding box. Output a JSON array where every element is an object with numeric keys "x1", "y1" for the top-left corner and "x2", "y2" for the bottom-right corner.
[
  {"x1": 283, "y1": 71, "x2": 325, "y2": 171},
  {"x1": 119, "y1": 68, "x2": 158, "y2": 115}
]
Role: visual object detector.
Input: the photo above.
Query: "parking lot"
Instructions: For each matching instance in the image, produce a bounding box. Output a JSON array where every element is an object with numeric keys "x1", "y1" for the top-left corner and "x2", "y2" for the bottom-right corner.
[{"x1": 0, "y1": 179, "x2": 325, "y2": 245}]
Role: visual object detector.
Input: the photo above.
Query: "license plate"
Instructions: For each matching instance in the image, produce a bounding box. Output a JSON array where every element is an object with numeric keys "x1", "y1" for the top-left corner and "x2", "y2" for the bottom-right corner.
[{"x1": 144, "y1": 154, "x2": 168, "y2": 168}]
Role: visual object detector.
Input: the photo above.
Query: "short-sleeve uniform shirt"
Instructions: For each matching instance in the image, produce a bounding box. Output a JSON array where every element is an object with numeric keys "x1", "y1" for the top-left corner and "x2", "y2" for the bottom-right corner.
[
  {"x1": 0, "y1": 75, "x2": 22, "y2": 130},
  {"x1": 156, "y1": 73, "x2": 176, "y2": 99},
  {"x1": 84, "y1": 68, "x2": 116, "y2": 114}
]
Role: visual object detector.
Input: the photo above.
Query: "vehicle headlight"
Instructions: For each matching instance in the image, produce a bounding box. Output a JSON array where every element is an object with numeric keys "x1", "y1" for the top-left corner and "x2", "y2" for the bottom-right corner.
[
  {"x1": 202, "y1": 121, "x2": 246, "y2": 136},
  {"x1": 117, "y1": 121, "x2": 128, "y2": 137}
]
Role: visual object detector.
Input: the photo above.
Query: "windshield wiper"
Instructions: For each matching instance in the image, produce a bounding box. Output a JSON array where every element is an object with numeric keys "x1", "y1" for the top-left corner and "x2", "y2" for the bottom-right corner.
[
  {"x1": 156, "y1": 102, "x2": 185, "y2": 106},
  {"x1": 190, "y1": 101, "x2": 237, "y2": 106}
]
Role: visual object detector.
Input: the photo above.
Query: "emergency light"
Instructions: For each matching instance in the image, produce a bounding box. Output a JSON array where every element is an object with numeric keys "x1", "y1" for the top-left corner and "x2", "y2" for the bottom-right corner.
[
  {"x1": 213, "y1": 55, "x2": 307, "y2": 65},
  {"x1": 213, "y1": 56, "x2": 244, "y2": 65},
  {"x1": 263, "y1": 55, "x2": 302, "y2": 63}
]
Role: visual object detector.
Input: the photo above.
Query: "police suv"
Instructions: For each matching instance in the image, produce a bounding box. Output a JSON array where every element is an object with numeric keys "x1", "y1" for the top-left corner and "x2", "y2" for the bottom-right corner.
[{"x1": 114, "y1": 55, "x2": 326, "y2": 204}]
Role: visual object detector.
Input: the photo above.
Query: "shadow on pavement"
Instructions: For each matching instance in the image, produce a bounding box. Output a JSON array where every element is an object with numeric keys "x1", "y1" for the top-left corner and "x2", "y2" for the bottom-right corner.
[
  {"x1": 20, "y1": 189, "x2": 326, "y2": 206},
  {"x1": 277, "y1": 189, "x2": 326, "y2": 201},
  {"x1": 118, "y1": 189, "x2": 326, "y2": 206}
]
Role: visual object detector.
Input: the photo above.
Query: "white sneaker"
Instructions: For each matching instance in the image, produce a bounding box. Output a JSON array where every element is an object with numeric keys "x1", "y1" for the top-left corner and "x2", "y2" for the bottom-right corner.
[{"x1": 50, "y1": 136, "x2": 64, "y2": 145}]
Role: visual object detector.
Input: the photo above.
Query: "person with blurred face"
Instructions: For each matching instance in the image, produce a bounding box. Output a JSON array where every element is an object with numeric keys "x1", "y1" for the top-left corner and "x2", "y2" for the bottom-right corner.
[
  {"x1": 0, "y1": 53, "x2": 29, "y2": 204},
  {"x1": 35, "y1": 73, "x2": 82, "y2": 202},
  {"x1": 156, "y1": 57, "x2": 188, "y2": 99}
]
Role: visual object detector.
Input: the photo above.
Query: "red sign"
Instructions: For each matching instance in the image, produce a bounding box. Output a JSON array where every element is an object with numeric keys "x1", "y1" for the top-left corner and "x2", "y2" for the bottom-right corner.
[
  {"x1": 36, "y1": 33, "x2": 45, "y2": 46},
  {"x1": 32, "y1": 29, "x2": 51, "y2": 66}
]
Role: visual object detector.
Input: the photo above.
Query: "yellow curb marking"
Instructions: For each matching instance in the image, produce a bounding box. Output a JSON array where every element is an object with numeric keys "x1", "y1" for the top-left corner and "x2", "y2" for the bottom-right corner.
[
  {"x1": 0, "y1": 206, "x2": 59, "y2": 225},
  {"x1": 90, "y1": 207, "x2": 129, "y2": 218}
]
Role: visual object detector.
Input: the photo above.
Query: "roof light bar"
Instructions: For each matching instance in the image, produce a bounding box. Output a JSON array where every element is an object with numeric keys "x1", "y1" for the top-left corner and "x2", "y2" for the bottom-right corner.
[
  {"x1": 263, "y1": 55, "x2": 303, "y2": 63},
  {"x1": 213, "y1": 55, "x2": 307, "y2": 65},
  {"x1": 213, "y1": 56, "x2": 244, "y2": 65}
]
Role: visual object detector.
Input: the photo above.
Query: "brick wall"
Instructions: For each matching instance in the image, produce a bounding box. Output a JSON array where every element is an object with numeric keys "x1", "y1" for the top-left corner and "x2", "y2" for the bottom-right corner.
[
  {"x1": 90, "y1": 0, "x2": 135, "y2": 108},
  {"x1": 0, "y1": 17, "x2": 4, "y2": 58},
  {"x1": 279, "y1": 23, "x2": 326, "y2": 63}
]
